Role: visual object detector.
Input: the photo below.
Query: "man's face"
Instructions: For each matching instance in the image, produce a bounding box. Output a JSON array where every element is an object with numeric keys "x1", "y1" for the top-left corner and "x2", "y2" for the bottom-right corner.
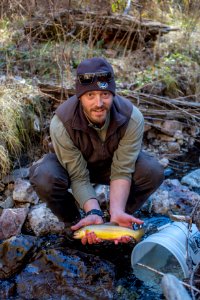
[{"x1": 80, "y1": 91, "x2": 113, "y2": 126}]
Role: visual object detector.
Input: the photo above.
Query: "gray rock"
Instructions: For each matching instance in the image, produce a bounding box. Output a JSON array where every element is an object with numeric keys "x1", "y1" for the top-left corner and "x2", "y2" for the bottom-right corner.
[
  {"x1": 13, "y1": 179, "x2": 39, "y2": 204},
  {"x1": 167, "y1": 142, "x2": 180, "y2": 153},
  {"x1": 94, "y1": 184, "x2": 110, "y2": 208},
  {"x1": 159, "y1": 158, "x2": 169, "y2": 168},
  {"x1": 27, "y1": 203, "x2": 65, "y2": 236},
  {"x1": 0, "y1": 208, "x2": 29, "y2": 239},
  {"x1": 181, "y1": 169, "x2": 200, "y2": 188},
  {"x1": 160, "y1": 120, "x2": 183, "y2": 136},
  {"x1": 2, "y1": 168, "x2": 29, "y2": 184},
  {"x1": 174, "y1": 130, "x2": 184, "y2": 140},
  {"x1": 0, "y1": 196, "x2": 14, "y2": 209},
  {"x1": 150, "y1": 179, "x2": 200, "y2": 215}
]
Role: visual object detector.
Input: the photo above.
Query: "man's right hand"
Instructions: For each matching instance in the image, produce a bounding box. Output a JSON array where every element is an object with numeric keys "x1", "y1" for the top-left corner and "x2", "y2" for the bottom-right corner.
[{"x1": 71, "y1": 214, "x2": 104, "y2": 245}]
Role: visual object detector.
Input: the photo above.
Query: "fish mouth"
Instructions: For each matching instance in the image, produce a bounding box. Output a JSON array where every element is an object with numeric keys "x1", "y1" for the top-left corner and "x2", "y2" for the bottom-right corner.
[
  {"x1": 73, "y1": 230, "x2": 84, "y2": 239},
  {"x1": 73, "y1": 233, "x2": 80, "y2": 239}
]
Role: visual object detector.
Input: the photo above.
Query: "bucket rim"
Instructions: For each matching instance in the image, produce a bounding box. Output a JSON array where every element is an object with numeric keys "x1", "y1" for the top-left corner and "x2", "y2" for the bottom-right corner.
[{"x1": 131, "y1": 239, "x2": 189, "y2": 277}]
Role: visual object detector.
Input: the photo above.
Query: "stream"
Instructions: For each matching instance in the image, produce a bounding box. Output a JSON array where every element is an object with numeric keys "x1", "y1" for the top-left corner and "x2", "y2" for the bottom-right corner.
[{"x1": 0, "y1": 153, "x2": 199, "y2": 300}]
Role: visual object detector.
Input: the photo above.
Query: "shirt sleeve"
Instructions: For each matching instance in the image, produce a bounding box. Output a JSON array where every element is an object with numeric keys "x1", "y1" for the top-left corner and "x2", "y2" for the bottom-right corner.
[
  {"x1": 50, "y1": 114, "x2": 97, "y2": 209},
  {"x1": 110, "y1": 105, "x2": 144, "y2": 181}
]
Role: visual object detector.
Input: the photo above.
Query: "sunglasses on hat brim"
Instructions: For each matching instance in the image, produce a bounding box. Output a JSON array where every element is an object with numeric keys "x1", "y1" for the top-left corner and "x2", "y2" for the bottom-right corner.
[{"x1": 78, "y1": 71, "x2": 113, "y2": 85}]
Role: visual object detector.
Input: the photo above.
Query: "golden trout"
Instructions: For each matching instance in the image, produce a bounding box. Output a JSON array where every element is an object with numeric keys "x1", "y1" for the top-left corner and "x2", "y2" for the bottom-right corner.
[{"x1": 73, "y1": 224, "x2": 144, "y2": 242}]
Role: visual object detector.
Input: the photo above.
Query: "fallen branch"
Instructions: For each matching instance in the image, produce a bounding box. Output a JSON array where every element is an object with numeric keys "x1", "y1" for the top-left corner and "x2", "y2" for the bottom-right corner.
[{"x1": 136, "y1": 263, "x2": 200, "y2": 294}]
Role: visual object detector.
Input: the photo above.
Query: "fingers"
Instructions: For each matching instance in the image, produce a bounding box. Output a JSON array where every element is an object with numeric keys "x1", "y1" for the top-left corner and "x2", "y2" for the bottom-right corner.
[
  {"x1": 71, "y1": 215, "x2": 103, "y2": 231},
  {"x1": 131, "y1": 216, "x2": 144, "y2": 225},
  {"x1": 81, "y1": 232, "x2": 102, "y2": 245},
  {"x1": 114, "y1": 236, "x2": 132, "y2": 245},
  {"x1": 71, "y1": 219, "x2": 84, "y2": 231},
  {"x1": 81, "y1": 233, "x2": 132, "y2": 246},
  {"x1": 111, "y1": 212, "x2": 144, "y2": 228}
]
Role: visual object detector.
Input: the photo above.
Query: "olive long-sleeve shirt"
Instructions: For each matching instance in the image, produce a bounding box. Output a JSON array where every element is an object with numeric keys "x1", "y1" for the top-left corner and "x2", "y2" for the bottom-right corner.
[{"x1": 50, "y1": 104, "x2": 144, "y2": 209}]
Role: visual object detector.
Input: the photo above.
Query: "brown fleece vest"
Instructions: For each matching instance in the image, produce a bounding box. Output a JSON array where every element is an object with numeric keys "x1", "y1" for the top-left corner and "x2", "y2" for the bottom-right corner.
[{"x1": 55, "y1": 94, "x2": 133, "y2": 180}]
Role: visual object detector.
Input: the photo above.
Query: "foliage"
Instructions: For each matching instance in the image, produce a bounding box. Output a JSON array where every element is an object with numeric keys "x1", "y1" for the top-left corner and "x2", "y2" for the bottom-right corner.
[
  {"x1": 132, "y1": 50, "x2": 200, "y2": 97},
  {"x1": 0, "y1": 78, "x2": 43, "y2": 177},
  {"x1": 111, "y1": 0, "x2": 127, "y2": 13}
]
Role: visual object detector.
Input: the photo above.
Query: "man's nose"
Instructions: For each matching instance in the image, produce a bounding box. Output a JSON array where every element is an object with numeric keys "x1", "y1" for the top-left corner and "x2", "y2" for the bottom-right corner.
[{"x1": 95, "y1": 95, "x2": 103, "y2": 107}]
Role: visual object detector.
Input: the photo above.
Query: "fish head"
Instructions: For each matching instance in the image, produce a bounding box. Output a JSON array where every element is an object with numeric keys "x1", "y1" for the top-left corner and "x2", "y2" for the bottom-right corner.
[{"x1": 73, "y1": 228, "x2": 86, "y2": 239}]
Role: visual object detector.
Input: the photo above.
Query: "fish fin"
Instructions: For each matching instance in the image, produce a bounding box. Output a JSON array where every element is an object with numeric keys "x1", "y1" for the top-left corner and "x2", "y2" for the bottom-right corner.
[{"x1": 104, "y1": 222, "x2": 119, "y2": 226}]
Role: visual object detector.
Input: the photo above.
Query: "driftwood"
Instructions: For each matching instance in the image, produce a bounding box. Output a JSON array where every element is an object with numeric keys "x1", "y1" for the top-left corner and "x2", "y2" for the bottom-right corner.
[
  {"x1": 137, "y1": 263, "x2": 200, "y2": 295},
  {"x1": 161, "y1": 274, "x2": 192, "y2": 300},
  {"x1": 24, "y1": 9, "x2": 177, "y2": 50},
  {"x1": 39, "y1": 82, "x2": 200, "y2": 132},
  {"x1": 128, "y1": 92, "x2": 200, "y2": 125}
]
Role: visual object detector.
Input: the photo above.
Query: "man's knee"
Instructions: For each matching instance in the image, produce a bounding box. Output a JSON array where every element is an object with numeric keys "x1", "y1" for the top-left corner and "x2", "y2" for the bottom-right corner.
[
  {"x1": 134, "y1": 152, "x2": 164, "y2": 189},
  {"x1": 146, "y1": 159, "x2": 164, "y2": 189},
  {"x1": 29, "y1": 154, "x2": 69, "y2": 195}
]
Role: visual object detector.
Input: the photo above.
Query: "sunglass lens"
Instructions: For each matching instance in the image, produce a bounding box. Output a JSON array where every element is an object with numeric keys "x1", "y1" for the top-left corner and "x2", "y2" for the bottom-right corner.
[
  {"x1": 97, "y1": 72, "x2": 112, "y2": 82},
  {"x1": 78, "y1": 73, "x2": 94, "y2": 84}
]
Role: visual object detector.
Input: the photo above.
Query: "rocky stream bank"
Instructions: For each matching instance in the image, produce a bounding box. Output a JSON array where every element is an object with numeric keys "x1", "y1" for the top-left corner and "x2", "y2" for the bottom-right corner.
[{"x1": 0, "y1": 162, "x2": 200, "y2": 299}]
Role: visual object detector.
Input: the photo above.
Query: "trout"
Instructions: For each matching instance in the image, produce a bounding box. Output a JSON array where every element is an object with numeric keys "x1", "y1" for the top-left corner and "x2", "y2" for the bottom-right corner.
[{"x1": 73, "y1": 224, "x2": 144, "y2": 242}]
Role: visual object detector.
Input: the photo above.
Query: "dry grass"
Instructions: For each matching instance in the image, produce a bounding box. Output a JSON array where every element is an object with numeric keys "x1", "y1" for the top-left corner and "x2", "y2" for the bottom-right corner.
[{"x1": 0, "y1": 77, "x2": 43, "y2": 178}]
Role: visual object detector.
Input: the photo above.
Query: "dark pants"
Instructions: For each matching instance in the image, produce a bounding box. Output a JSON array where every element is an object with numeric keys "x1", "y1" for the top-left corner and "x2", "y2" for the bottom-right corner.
[{"x1": 29, "y1": 152, "x2": 164, "y2": 223}]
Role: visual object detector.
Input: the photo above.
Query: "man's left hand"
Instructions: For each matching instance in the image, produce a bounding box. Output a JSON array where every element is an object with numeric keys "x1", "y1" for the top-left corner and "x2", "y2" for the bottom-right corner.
[{"x1": 71, "y1": 214, "x2": 103, "y2": 245}]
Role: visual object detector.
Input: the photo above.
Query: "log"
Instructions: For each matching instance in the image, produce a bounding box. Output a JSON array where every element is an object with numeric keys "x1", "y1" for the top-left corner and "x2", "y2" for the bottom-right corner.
[
  {"x1": 24, "y1": 9, "x2": 177, "y2": 50},
  {"x1": 161, "y1": 274, "x2": 192, "y2": 300}
]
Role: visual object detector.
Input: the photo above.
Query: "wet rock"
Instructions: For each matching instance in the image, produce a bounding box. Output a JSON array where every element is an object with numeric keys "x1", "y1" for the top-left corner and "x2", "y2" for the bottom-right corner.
[
  {"x1": 164, "y1": 168, "x2": 174, "y2": 177},
  {"x1": 0, "y1": 281, "x2": 15, "y2": 299},
  {"x1": 0, "y1": 208, "x2": 29, "y2": 239},
  {"x1": 0, "y1": 235, "x2": 37, "y2": 279},
  {"x1": 16, "y1": 247, "x2": 115, "y2": 300},
  {"x1": 150, "y1": 179, "x2": 200, "y2": 215},
  {"x1": 13, "y1": 179, "x2": 39, "y2": 204},
  {"x1": 181, "y1": 169, "x2": 200, "y2": 188},
  {"x1": 2, "y1": 167, "x2": 29, "y2": 184},
  {"x1": 27, "y1": 203, "x2": 65, "y2": 236}
]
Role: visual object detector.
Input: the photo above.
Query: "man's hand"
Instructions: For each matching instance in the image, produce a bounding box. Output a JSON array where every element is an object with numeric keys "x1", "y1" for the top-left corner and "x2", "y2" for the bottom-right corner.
[
  {"x1": 71, "y1": 214, "x2": 103, "y2": 245},
  {"x1": 110, "y1": 211, "x2": 144, "y2": 245},
  {"x1": 111, "y1": 211, "x2": 143, "y2": 228}
]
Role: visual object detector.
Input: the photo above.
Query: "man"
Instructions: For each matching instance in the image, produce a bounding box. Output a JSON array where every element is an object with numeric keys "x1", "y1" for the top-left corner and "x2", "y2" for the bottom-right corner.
[{"x1": 30, "y1": 57, "x2": 164, "y2": 245}]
